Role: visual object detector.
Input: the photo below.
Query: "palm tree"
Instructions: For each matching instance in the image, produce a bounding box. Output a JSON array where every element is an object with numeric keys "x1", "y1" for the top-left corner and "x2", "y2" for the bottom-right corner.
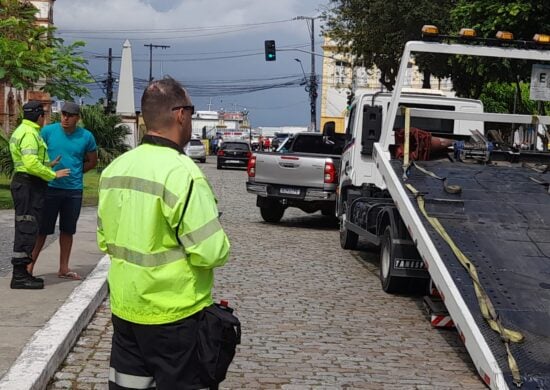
[
  {"x1": 0, "y1": 130, "x2": 14, "y2": 178},
  {"x1": 79, "y1": 104, "x2": 131, "y2": 170}
]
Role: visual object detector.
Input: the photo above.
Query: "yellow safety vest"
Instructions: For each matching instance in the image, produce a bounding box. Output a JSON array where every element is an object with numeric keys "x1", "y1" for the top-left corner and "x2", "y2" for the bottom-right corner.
[
  {"x1": 97, "y1": 138, "x2": 230, "y2": 325},
  {"x1": 9, "y1": 119, "x2": 56, "y2": 181}
]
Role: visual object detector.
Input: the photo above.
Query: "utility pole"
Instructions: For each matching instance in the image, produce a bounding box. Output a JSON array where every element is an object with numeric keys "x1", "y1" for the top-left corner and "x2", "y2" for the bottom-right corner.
[
  {"x1": 144, "y1": 43, "x2": 170, "y2": 82},
  {"x1": 106, "y1": 48, "x2": 113, "y2": 113},
  {"x1": 295, "y1": 16, "x2": 319, "y2": 131}
]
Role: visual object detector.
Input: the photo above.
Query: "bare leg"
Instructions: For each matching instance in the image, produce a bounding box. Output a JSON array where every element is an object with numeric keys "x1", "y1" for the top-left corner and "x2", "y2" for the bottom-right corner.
[
  {"x1": 58, "y1": 232, "x2": 74, "y2": 275},
  {"x1": 29, "y1": 234, "x2": 47, "y2": 275}
]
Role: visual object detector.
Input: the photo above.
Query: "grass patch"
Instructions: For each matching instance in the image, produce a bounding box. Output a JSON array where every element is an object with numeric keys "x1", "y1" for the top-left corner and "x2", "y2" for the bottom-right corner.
[{"x1": 0, "y1": 170, "x2": 101, "y2": 210}]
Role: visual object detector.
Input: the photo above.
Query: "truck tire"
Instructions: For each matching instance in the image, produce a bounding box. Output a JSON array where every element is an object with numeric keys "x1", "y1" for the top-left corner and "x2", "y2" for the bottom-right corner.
[
  {"x1": 339, "y1": 200, "x2": 358, "y2": 250},
  {"x1": 380, "y1": 226, "x2": 403, "y2": 293},
  {"x1": 260, "y1": 202, "x2": 285, "y2": 223}
]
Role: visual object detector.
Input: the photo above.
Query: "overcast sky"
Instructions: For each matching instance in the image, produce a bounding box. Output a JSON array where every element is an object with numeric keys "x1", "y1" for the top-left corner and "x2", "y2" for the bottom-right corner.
[{"x1": 53, "y1": 0, "x2": 331, "y2": 127}]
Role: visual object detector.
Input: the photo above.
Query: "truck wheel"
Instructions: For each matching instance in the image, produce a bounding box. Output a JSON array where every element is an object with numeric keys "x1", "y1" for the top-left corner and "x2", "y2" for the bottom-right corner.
[
  {"x1": 380, "y1": 226, "x2": 403, "y2": 293},
  {"x1": 200, "y1": 158, "x2": 206, "y2": 163},
  {"x1": 260, "y1": 202, "x2": 285, "y2": 223},
  {"x1": 217, "y1": 162, "x2": 223, "y2": 169},
  {"x1": 339, "y1": 201, "x2": 358, "y2": 250}
]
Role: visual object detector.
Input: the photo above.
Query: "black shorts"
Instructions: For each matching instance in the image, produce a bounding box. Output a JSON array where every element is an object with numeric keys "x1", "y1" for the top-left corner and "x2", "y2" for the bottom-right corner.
[
  {"x1": 39, "y1": 187, "x2": 83, "y2": 235},
  {"x1": 109, "y1": 313, "x2": 207, "y2": 390}
]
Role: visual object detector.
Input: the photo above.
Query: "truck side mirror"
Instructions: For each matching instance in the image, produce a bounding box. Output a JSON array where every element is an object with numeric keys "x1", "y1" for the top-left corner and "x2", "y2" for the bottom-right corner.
[
  {"x1": 361, "y1": 105, "x2": 382, "y2": 156},
  {"x1": 323, "y1": 121, "x2": 336, "y2": 137}
]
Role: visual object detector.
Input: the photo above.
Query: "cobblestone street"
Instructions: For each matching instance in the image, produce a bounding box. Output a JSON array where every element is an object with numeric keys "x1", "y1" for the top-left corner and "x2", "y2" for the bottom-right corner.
[{"x1": 49, "y1": 157, "x2": 484, "y2": 389}]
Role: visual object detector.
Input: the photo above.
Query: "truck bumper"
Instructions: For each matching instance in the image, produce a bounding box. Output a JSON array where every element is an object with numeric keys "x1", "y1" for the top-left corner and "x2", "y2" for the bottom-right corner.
[{"x1": 246, "y1": 182, "x2": 335, "y2": 201}]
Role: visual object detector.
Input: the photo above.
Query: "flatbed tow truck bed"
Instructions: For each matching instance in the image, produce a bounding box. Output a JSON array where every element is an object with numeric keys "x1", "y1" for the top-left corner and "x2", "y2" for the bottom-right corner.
[{"x1": 386, "y1": 157, "x2": 550, "y2": 388}]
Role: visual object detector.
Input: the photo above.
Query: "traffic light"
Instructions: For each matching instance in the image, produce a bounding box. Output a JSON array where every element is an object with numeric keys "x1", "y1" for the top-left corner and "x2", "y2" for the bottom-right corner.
[{"x1": 264, "y1": 40, "x2": 276, "y2": 61}]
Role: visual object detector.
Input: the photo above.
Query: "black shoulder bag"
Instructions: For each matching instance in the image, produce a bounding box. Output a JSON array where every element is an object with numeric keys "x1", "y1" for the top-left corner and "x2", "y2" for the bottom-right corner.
[{"x1": 197, "y1": 303, "x2": 241, "y2": 386}]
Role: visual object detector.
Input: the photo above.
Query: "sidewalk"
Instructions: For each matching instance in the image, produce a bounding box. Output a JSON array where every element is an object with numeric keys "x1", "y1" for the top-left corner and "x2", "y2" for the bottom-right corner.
[{"x1": 0, "y1": 207, "x2": 108, "y2": 390}]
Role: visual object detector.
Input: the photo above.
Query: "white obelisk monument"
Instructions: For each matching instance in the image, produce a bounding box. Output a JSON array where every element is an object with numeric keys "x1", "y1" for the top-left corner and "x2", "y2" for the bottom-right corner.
[{"x1": 116, "y1": 39, "x2": 138, "y2": 148}]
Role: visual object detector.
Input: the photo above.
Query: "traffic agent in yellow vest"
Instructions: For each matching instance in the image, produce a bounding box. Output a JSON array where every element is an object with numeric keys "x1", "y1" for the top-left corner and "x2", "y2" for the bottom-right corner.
[
  {"x1": 10, "y1": 119, "x2": 56, "y2": 181},
  {"x1": 97, "y1": 138, "x2": 230, "y2": 325}
]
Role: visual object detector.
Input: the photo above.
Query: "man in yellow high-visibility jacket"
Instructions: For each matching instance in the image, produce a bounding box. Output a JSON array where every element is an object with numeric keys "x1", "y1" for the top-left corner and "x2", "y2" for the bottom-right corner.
[
  {"x1": 97, "y1": 77, "x2": 230, "y2": 389},
  {"x1": 9, "y1": 101, "x2": 70, "y2": 289}
]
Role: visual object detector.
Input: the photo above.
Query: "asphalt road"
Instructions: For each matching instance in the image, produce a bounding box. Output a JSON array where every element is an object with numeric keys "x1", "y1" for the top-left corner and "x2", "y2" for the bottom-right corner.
[{"x1": 49, "y1": 156, "x2": 485, "y2": 389}]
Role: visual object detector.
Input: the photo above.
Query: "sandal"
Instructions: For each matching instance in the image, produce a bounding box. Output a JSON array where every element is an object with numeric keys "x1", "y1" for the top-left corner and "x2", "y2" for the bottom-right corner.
[{"x1": 58, "y1": 271, "x2": 82, "y2": 280}]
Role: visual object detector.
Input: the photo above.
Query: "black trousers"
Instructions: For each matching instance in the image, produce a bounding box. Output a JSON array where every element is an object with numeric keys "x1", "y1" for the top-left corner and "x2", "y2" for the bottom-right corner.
[
  {"x1": 10, "y1": 173, "x2": 47, "y2": 268},
  {"x1": 109, "y1": 313, "x2": 210, "y2": 390}
]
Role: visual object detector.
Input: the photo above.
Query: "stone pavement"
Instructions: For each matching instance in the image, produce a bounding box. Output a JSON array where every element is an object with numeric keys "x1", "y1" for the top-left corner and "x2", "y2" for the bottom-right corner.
[
  {"x1": 50, "y1": 158, "x2": 485, "y2": 390},
  {"x1": 0, "y1": 207, "x2": 108, "y2": 390}
]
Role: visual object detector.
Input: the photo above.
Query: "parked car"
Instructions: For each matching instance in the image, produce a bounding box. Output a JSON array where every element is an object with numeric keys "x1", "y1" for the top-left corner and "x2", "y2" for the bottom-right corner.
[
  {"x1": 217, "y1": 141, "x2": 251, "y2": 169},
  {"x1": 184, "y1": 139, "x2": 206, "y2": 163}
]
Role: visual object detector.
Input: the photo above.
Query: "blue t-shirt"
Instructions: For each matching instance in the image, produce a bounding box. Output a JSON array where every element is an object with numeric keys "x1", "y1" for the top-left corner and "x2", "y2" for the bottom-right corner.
[{"x1": 41, "y1": 123, "x2": 97, "y2": 190}]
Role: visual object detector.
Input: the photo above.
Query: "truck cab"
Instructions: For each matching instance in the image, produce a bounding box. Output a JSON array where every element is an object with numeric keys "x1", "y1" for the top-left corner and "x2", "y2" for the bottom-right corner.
[{"x1": 339, "y1": 91, "x2": 484, "y2": 195}]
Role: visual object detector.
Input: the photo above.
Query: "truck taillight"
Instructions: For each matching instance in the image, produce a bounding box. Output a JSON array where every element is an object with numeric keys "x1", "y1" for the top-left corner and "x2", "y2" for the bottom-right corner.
[
  {"x1": 247, "y1": 155, "x2": 256, "y2": 177},
  {"x1": 217, "y1": 150, "x2": 224, "y2": 156},
  {"x1": 246, "y1": 151, "x2": 252, "y2": 158},
  {"x1": 324, "y1": 161, "x2": 336, "y2": 184}
]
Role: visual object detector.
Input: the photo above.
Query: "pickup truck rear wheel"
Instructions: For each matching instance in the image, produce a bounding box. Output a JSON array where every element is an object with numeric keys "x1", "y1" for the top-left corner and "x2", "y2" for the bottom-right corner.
[
  {"x1": 380, "y1": 226, "x2": 404, "y2": 293},
  {"x1": 339, "y1": 201, "x2": 358, "y2": 249},
  {"x1": 260, "y1": 201, "x2": 285, "y2": 223}
]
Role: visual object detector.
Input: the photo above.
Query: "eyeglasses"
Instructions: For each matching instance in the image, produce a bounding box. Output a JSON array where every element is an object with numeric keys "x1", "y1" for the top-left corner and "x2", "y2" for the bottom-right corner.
[
  {"x1": 61, "y1": 111, "x2": 78, "y2": 118},
  {"x1": 171, "y1": 105, "x2": 195, "y2": 115}
]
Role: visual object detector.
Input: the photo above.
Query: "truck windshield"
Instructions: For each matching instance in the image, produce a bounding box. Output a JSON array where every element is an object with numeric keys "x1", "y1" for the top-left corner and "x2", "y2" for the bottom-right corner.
[{"x1": 291, "y1": 135, "x2": 343, "y2": 154}]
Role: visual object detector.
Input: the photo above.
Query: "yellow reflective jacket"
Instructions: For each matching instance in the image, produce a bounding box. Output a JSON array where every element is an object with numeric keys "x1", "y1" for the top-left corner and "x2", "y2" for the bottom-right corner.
[
  {"x1": 9, "y1": 119, "x2": 56, "y2": 181},
  {"x1": 97, "y1": 138, "x2": 230, "y2": 325}
]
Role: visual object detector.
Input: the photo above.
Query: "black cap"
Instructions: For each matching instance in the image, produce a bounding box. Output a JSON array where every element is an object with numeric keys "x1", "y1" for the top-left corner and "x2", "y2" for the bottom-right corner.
[
  {"x1": 61, "y1": 101, "x2": 80, "y2": 115},
  {"x1": 22, "y1": 101, "x2": 44, "y2": 114}
]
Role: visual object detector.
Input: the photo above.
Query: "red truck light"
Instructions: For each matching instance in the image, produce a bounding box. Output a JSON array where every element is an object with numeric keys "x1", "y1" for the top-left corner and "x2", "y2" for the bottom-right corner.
[
  {"x1": 246, "y1": 151, "x2": 252, "y2": 158},
  {"x1": 247, "y1": 155, "x2": 256, "y2": 177},
  {"x1": 217, "y1": 150, "x2": 224, "y2": 156},
  {"x1": 324, "y1": 161, "x2": 337, "y2": 183}
]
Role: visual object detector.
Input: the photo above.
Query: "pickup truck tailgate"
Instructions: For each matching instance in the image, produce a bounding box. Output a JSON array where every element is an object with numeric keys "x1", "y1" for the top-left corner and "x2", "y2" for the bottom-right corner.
[{"x1": 254, "y1": 153, "x2": 337, "y2": 188}]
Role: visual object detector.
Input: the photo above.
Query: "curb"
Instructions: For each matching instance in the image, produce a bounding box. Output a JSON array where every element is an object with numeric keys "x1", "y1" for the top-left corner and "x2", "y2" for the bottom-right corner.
[{"x1": 0, "y1": 255, "x2": 110, "y2": 390}]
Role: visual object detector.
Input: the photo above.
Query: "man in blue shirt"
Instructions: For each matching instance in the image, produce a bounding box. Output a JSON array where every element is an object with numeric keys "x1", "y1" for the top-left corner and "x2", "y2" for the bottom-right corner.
[{"x1": 29, "y1": 102, "x2": 98, "y2": 280}]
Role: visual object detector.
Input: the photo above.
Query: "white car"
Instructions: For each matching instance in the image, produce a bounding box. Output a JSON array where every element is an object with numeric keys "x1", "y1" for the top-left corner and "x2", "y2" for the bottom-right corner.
[{"x1": 184, "y1": 139, "x2": 206, "y2": 163}]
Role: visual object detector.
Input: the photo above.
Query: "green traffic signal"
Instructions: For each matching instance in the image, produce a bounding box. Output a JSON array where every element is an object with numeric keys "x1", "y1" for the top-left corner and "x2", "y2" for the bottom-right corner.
[{"x1": 264, "y1": 40, "x2": 276, "y2": 61}]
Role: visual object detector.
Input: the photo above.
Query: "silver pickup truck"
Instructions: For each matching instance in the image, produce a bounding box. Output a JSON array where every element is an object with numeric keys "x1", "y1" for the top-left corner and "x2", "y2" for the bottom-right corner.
[{"x1": 246, "y1": 132, "x2": 345, "y2": 223}]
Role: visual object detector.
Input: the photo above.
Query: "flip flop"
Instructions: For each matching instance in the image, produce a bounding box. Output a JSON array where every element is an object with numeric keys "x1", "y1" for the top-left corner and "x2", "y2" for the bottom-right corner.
[{"x1": 58, "y1": 271, "x2": 82, "y2": 280}]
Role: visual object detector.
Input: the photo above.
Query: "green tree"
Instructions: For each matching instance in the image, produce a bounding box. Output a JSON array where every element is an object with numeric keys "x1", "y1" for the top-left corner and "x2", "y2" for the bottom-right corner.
[
  {"x1": 0, "y1": 0, "x2": 91, "y2": 100},
  {"x1": 78, "y1": 104, "x2": 131, "y2": 170},
  {"x1": 323, "y1": 0, "x2": 454, "y2": 91},
  {"x1": 449, "y1": 1, "x2": 550, "y2": 100}
]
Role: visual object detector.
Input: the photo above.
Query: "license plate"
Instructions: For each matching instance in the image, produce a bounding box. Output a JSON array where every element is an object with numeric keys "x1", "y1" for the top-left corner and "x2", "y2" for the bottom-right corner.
[
  {"x1": 280, "y1": 187, "x2": 300, "y2": 195},
  {"x1": 225, "y1": 160, "x2": 240, "y2": 164}
]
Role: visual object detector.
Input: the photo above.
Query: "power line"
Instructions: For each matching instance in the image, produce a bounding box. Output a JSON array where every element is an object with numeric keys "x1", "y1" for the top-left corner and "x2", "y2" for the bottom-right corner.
[{"x1": 57, "y1": 19, "x2": 293, "y2": 34}]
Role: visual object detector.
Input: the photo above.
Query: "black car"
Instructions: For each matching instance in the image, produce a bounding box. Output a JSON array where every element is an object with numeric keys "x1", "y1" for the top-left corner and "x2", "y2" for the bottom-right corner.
[{"x1": 217, "y1": 141, "x2": 251, "y2": 169}]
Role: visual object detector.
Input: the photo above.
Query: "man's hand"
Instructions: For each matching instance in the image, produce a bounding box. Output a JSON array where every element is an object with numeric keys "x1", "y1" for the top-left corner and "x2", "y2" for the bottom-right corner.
[
  {"x1": 55, "y1": 168, "x2": 70, "y2": 179},
  {"x1": 50, "y1": 156, "x2": 61, "y2": 167}
]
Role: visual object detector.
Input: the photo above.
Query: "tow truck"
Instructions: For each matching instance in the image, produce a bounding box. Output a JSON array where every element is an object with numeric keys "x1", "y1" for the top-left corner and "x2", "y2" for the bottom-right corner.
[{"x1": 337, "y1": 26, "x2": 550, "y2": 388}]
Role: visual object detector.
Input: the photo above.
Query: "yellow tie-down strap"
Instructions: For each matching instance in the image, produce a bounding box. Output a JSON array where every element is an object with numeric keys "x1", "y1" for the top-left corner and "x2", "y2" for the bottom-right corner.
[{"x1": 406, "y1": 183, "x2": 524, "y2": 387}]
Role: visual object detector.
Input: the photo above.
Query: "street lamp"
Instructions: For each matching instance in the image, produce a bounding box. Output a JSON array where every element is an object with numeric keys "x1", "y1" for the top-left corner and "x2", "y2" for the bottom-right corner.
[{"x1": 294, "y1": 58, "x2": 308, "y2": 86}]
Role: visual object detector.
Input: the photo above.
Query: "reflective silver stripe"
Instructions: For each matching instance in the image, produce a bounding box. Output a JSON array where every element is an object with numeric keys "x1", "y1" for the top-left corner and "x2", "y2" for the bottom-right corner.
[
  {"x1": 179, "y1": 218, "x2": 222, "y2": 248},
  {"x1": 109, "y1": 367, "x2": 155, "y2": 389},
  {"x1": 97, "y1": 215, "x2": 102, "y2": 230},
  {"x1": 100, "y1": 176, "x2": 179, "y2": 209},
  {"x1": 15, "y1": 215, "x2": 35, "y2": 222},
  {"x1": 12, "y1": 252, "x2": 28, "y2": 258},
  {"x1": 106, "y1": 243, "x2": 185, "y2": 267},
  {"x1": 21, "y1": 149, "x2": 38, "y2": 155}
]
